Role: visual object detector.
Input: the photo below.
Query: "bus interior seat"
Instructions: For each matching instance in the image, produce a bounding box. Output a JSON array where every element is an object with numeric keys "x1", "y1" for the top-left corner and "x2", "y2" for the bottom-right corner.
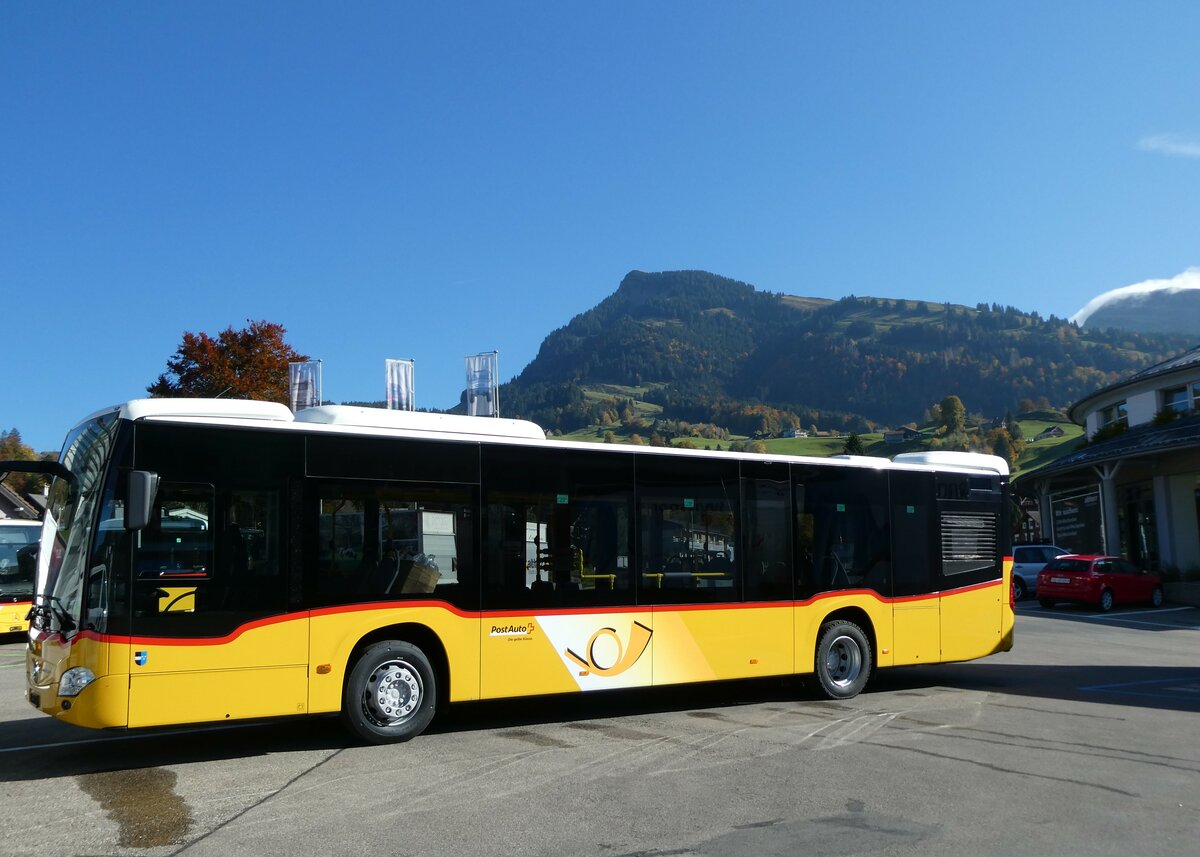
[
  {"x1": 823, "y1": 555, "x2": 851, "y2": 589},
  {"x1": 367, "y1": 555, "x2": 402, "y2": 594}
]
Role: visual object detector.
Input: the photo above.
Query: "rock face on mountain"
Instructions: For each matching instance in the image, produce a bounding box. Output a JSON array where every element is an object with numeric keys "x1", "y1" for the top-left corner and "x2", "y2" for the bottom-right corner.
[
  {"x1": 500, "y1": 270, "x2": 1192, "y2": 434},
  {"x1": 1078, "y1": 288, "x2": 1200, "y2": 336}
]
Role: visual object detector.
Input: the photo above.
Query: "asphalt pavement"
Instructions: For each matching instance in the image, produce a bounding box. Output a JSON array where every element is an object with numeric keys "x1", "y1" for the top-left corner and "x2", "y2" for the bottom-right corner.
[{"x1": 0, "y1": 601, "x2": 1197, "y2": 857}]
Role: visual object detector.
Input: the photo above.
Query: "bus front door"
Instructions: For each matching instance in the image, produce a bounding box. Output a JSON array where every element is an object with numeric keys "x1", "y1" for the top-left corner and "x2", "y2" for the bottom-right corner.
[{"x1": 125, "y1": 482, "x2": 308, "y2": 728}]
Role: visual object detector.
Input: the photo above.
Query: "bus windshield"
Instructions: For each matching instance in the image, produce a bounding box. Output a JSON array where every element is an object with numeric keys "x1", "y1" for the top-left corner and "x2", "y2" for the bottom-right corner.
[
  {"x1": 0, "y1": 522, "x2": 40, "y2": 603},
  {"x1": 34, "y1": 413, "x2": 120, "y2": 635}
]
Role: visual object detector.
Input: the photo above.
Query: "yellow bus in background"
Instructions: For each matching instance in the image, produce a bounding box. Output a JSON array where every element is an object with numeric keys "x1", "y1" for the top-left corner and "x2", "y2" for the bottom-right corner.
[
  {"x1": 5, "y1": 399, "x2": 1013, "y2": 743},
  {"x1": 0, "y1": 519, "x2": 40, "y2": 634}
]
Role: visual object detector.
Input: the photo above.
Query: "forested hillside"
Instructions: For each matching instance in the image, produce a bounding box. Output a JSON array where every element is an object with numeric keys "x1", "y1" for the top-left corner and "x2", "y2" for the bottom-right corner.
[{"x1": 501, "y1": 270, "x2": 1191, "y2": 435}]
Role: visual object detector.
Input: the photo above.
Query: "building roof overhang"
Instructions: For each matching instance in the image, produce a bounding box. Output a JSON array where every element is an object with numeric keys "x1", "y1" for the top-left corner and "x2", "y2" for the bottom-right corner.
[{"x1": 1015, "y1": 412, "x2": 1200, "y2": 489}]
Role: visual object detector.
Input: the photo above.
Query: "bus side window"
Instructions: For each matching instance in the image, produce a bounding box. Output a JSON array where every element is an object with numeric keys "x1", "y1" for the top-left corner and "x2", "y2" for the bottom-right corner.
[
  {"x1": 223, "y1": 489, "x2": 282, "y2": 611},
  {"x1": 637, "y1": 455, "x2": 740, "y2": 605},
  {"x1": 482, "y1": 446, "x2": 634, "y2": 610},
  {"x1": 742, "y1": 464, "x2": 792, "y2": 602},
  {"x1": 794, "y1": 467, "x2": 889, "y2": 597},
  {"x1": 312, "y1": 484, "x2": 476, "y2": 609},
  {"x1": 136, "y1": 483, "x2": 214, "y2": 581}
]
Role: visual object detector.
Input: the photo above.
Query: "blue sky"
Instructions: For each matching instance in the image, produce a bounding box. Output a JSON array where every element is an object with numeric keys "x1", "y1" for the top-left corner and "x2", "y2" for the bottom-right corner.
[{"x1": 3, "y1": 2, "x2": 1199, "y2": 452}]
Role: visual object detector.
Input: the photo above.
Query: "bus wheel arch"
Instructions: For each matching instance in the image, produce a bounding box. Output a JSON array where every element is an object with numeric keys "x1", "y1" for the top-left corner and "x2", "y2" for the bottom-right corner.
[
  {"x1": 812, "y1": 607, "x2": 875, "y2": 700},
  {"x1": 341, "y1": 624, "x2": 448, "y2": 744}
]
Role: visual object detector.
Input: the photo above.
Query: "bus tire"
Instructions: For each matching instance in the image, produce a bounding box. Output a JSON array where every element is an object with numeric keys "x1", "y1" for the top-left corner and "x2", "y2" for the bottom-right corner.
[
  {"x1": 814, "y1": 619, "x2": 872, "y2": 700},
  {"x1": 342, "y1": 640, "x2": 437, "y2": 744}
]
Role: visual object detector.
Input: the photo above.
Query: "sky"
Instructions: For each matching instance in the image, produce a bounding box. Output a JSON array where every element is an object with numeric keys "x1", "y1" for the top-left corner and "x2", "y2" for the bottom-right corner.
[{"x1": 3, "y1": 2, "x2": 1200, "y2": 453}]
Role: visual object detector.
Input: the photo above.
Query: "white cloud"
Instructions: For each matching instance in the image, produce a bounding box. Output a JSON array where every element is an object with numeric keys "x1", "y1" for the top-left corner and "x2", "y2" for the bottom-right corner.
[
  {"x1": 1071, "y1": 268, "x2": 1200, "y2": 325},
  {"x1": 1137, "y1": 134, "x2": 1200, "y2": 158}
]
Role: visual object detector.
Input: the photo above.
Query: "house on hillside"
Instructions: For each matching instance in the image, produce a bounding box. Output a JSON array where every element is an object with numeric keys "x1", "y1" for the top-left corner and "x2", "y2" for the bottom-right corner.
[
  {"x1": 1033, "y1": 425, "x2": 1065, "y2": 442},
  {"x1": 1017, "y1": 344, "x2": 1200, "y2": 573},
  {"x1": 883, "y1": 426, "x2": 927, "y2": 444}
]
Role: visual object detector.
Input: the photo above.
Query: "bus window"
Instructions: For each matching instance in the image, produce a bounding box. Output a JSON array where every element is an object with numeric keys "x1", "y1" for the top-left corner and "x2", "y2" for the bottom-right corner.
[
  {"x1": 311, "y1": 483, "x2": 476, "y2": 609},
  {"x1": 637, "y1": 455, "x2": 740, "y2": 604},
  {"x1": 889, "y1": 470, "x2": 936, "y2": 597},
  {"x1": 741, "y1": 462, "x2": 792, "y2": 601},
  {"x1": 482, "y1": 447, "x2": 633, "y2": 610},
  {"x1": 793, "y1": 466, "x2": 890, "y2": 599}
]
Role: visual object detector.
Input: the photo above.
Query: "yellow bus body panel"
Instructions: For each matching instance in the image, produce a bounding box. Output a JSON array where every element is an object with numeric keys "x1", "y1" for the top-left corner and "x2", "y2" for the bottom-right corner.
[
  {"x1": 482, "y1": 610, "x2": 653, "y2": 698},
  {"x1": 1, "y1": 602, "x2": 31, "y2": 634},
  {"x1": 310, "y1": 602, "x2": 482, "y2": 713},
  {"x1": 128, "y1": 666, "x2": 309, "y2": 727},
  {"x1": 654, "y1": 604, "x2": 793, "y2": 684},
  {"x1": 941, "y1": 571, "x2": 1012, "y2": 662},
  {"x1": 891, "y1": 599, "x2": 940, "y2": 665},
  {"x1": 28, "y1": 566, "x2": 1014, "y2": 730},
  {"x1": 794, "y1": 593, "x2": 895, "y2": 675},
  {"x1": 125, "y1": 616, "x2": 309, "y2": 727}
]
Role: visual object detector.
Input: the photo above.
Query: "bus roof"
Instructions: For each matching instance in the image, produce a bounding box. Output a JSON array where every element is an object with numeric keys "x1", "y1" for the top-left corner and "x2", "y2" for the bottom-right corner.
[{"x1": 97, "y1": 398, "x2": 1008, "y2": 477}]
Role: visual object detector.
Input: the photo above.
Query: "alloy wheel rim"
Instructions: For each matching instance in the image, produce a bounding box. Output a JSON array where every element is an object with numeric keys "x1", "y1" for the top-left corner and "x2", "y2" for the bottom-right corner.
[
  {"x1": 825, "y1": 635, "x2": 863, "y2": 687},
  {"x1": 363, "y1": 659, "x2": 423, "y2": 726}
]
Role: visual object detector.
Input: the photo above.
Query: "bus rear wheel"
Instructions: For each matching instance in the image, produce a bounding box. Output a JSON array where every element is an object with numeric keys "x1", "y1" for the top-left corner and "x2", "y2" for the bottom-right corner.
[
  {"x1": 814, "y1": 619, "x2": 872, "y2": 699},
  {"x1": 342, "y1": 641, "x2": 437, "y2": 744}
]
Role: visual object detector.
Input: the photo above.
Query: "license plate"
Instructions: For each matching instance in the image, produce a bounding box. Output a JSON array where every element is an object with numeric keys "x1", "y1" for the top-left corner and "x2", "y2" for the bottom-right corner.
[{"x1": 1050, "y1": 577, "x2": 1071, "y2": 584}]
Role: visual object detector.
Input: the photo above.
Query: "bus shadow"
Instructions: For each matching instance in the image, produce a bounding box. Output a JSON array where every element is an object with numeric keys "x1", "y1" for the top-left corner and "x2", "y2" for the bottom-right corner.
[
  {"x1": 0, "y1": 715, "x2": 349, "y2": 783},
  {"x1": 870, "y1": 661, "x2": 1200, "y2": 714},
  {"x1": 0, "y1": 661, "x2": 1196, "y2": 781},
  {"x1": 0, "y1": 679, "x2": 804, "y2": 782}
]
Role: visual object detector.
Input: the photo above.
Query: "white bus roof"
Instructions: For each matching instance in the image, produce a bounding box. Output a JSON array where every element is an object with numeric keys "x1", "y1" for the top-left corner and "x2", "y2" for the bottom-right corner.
[
  {"x1": 93, "y1": 398, "x2": 1007, "y2": 477},
  {"x1": 293, "y1": 405, "x2": 546, "y2": 440}
]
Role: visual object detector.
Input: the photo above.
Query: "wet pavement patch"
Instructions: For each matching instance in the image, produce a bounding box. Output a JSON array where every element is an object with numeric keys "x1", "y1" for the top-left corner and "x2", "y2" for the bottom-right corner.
[{"x1": 77, "y1": 767, "x2": 194, "y2": 848}]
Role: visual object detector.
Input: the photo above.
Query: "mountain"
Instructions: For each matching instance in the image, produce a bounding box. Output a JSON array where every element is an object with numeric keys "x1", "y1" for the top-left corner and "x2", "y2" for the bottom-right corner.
[
  {"x1": 500, "y1": 270, "x2": 1194, "y2": 435},
  {"x1": 1077, "y1": 287, "x2": 1200, "y2": 336}
]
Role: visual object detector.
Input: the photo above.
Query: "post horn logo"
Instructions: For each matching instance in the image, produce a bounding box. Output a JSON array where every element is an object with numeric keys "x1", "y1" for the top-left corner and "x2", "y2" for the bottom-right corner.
[{"x1": 564, "y1": 621, "x2": 652, "y2": 677}]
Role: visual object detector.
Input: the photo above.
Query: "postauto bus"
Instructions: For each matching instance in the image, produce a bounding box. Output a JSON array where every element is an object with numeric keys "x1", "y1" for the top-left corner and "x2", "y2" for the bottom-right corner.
[
  {"x1": 0, "y1": 518, "x2": 40, "y2": 633},
  {"x1": 2, "y1": 399, "x2": 1013, "y2": 743}
]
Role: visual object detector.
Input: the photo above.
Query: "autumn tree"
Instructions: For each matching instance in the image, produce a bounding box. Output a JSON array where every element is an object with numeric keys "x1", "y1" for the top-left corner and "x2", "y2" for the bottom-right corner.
[
  {"x1": 148, "y1": 320, "x2": 308, "y2": 405},
  {"x1": 939, "y1": 395, "x2": 966, "y2": 433},
  {"x1": 0, "y1": 429, "x2": 53, "y2": 494}
]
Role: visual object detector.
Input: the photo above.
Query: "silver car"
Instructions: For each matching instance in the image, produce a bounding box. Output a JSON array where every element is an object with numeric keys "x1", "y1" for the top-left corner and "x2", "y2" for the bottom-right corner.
[{"x1": 1011, "y1": 544, "x2": 1069, "y2": 601}]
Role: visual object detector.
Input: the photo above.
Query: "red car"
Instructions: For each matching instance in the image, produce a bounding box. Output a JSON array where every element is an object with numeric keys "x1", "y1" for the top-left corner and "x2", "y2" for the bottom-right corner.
[{"x1": 1037, "y1": 555, "x2": 1164, "y2": 612}]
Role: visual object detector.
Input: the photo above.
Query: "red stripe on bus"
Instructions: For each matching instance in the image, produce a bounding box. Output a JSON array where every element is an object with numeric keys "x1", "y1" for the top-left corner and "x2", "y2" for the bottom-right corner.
[{"x1": 50, "y1": 577, "x2": 1005, "y2": 648}]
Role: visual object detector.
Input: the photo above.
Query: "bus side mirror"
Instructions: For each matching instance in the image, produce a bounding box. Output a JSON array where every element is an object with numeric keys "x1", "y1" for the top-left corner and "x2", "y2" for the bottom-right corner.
[{"x1": 126, "y1": 471, "x2": 160, "y2": 531}]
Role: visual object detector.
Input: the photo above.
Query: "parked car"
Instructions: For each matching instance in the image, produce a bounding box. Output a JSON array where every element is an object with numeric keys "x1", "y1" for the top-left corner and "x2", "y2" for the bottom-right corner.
[
  {"x1": 1011, "y1": 544, "x2": 1069, "y2": 601},
  {"x1": 1036, "y1": 555, "x2": 1164, "y2": 612}
]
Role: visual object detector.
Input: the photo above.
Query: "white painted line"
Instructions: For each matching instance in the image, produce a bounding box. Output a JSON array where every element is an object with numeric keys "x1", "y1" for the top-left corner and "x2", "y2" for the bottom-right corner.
[{"x1": 1095, "y1": 607, "x2": 1191, "y2": 618}]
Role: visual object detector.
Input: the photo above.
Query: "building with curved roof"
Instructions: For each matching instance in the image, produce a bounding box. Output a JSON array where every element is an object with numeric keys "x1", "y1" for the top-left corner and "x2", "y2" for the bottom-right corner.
[{"x1": 1020, "y1": 344, "x2": 1200, "y2": 574}]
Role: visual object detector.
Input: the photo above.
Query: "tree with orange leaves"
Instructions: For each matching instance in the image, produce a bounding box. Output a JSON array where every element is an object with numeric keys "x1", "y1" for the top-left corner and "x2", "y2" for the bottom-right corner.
[{"x1": 147, "y1": 320, "x2": 308, "y2": 404}]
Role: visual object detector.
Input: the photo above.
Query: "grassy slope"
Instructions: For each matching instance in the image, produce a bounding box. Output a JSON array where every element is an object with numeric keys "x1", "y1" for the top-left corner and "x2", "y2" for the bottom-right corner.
[{"x1": 558, "y1": 415, "x2": 1083, "y2": 479}]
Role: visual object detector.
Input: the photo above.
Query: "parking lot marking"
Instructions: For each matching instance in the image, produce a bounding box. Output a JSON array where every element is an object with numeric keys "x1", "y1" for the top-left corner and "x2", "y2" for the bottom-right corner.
[
  {"x1": 1092, "y1": 607, "x2": 1191, "y2": 618},
  {"x1": 1079, "y1": 677, "x2": 1200, "y2": 704}
]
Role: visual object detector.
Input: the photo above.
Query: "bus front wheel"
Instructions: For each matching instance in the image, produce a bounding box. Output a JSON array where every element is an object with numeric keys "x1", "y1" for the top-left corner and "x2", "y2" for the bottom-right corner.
[
  {"x1": 342, "y1": 641, "x2": 437, "y2": 744},
  {"x1": 814, "y1": 620, "x2": 872, "y2": 700}
]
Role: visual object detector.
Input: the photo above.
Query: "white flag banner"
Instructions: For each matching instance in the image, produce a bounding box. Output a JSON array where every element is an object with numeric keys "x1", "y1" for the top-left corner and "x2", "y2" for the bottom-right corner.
[
  {"x1": 289, "y1": 361, "x2": 322, "y2": 413},
  {"x1": 386, "y1": 358, "x2": 416, "y2": 411},
  {"x1": 465, "y1": 351, "x2": 499, "y2": 417}
]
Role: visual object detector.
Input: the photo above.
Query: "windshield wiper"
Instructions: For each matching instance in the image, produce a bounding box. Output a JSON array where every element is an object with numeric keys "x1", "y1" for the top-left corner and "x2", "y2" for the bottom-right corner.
[{"x1": 27, "y1": 595, "x2": 77, "y2": 635}]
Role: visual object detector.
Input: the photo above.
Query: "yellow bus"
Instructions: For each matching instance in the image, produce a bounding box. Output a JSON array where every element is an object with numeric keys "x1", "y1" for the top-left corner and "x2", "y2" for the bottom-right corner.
[
  {"x1": 5, "y1": 399, "x2": 1013, "y2": 743},
  {"x1": 0, "y1": 518, "x2": 40, "y2": 633}
]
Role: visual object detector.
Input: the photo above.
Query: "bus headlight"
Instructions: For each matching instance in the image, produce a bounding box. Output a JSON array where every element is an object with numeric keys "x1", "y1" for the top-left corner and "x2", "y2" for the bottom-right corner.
[
  {"x1": 30, "y1": 658, "x2": 51, "y2": 685},
  {"x1": 58, "y1": 667, "x2": 96, "y2": 698}
]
